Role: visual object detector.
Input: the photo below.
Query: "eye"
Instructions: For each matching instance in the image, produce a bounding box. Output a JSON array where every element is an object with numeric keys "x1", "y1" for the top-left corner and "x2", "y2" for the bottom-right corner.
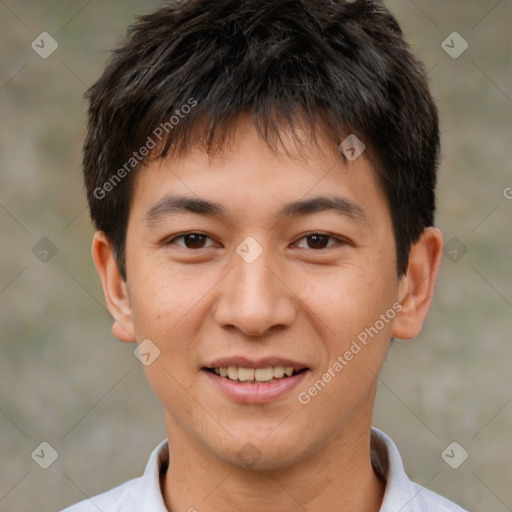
[
  {"x1": 165, "y1": 232, "x2": 346, "y2": 250},
  {"x1": 293, "y1": 233, "x2": 344, "y2": 250},
  {"x1": 166, "y1": 232, "x2": 218, "y2": 249}
]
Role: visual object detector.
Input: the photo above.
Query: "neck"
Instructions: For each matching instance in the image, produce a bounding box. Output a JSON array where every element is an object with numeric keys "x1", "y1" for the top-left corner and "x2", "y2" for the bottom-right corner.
[{"x1": 162, "y1": 412, "x2": 385, "y2": 512}]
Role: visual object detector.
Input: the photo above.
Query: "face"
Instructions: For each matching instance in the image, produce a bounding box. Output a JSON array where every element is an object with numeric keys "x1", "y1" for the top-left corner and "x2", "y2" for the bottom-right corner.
[{"x1": 110, "y1": 117, "x2": 408, "y2": 470}]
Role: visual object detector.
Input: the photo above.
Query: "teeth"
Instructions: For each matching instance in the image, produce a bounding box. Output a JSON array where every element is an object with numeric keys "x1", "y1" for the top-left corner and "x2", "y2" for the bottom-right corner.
[
  {"x1": 273, "y1": 366, "x2": 284, "y2": 378},
  {"x1": 255, "y1": 368, "x2": 273, "y2": 381},
  {"x1": 212, "y1": 366, "x2": 299, "y2": 382},
  {"x1": 238, "y1": 368, "x2": 255, "y2": 381}
]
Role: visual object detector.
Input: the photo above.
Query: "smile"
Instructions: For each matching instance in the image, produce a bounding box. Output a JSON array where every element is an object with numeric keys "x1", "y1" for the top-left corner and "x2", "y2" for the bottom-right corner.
[
  {"x1": 202, "y1": 365, "x2": 310, "y2": 404},
  {"x1": 206, "y1": 366, "x2": 307, "y2": 383}
]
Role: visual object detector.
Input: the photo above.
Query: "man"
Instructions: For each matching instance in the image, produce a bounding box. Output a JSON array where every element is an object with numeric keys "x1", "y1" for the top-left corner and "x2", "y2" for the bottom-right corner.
[{"x1": 62, "y1": 0, "x2": 468, "y2": 510}]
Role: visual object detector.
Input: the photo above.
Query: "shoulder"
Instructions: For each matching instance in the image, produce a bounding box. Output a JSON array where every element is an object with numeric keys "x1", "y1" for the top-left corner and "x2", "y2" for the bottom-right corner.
[
  {"x1": 59, "y1": 439, "x2": 169, "y2": 512},
  {"x1": 59, "y1": 477, "x2": 140, "y2": 512},
  {"x1": 371, "y1": 428, "x2": 469, "y2": 512},
  {"x1": 403, "y1": 481, "x2": 470, "y2": 511},
  {"x1": 415, "y1": 484, "x2": 470, "y2": 511}
]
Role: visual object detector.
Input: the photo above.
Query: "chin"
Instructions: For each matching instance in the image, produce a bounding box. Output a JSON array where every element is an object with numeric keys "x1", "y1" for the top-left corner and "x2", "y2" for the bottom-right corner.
[{"x1": 214, "y1": 434, "x2": 310, "y2": 472}]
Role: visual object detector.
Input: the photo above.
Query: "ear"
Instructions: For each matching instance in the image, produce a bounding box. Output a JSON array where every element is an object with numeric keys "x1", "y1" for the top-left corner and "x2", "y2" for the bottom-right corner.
[
  {"x1": 392, "y1": 227, "x2": 443, "y2": 340},
  {"x1": 91, "y1": 231, "x2": 136, "y2": 343}
]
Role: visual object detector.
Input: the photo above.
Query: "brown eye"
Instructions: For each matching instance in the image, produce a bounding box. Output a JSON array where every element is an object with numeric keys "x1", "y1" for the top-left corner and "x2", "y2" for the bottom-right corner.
[
  {"x1": 307, "y1": 234, "x2": 330, "y2": 249},
  {"x1": 295, "y1": 233, "x2": 338, "y2": 250},
  {"x1": 167, "y1": 233, "x2": 215, "y2": 249}
]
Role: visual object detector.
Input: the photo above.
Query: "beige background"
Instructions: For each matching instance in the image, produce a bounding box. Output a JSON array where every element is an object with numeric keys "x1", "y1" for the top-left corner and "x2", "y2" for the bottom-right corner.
[{"x1": 0, "y1": 1, "x2": 511, "y2": 511}]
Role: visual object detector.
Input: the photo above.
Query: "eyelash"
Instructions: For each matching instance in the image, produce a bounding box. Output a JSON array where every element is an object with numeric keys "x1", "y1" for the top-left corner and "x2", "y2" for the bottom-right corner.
[{"x1": 165, "y1": 232, "x2": 348, "y2": 250}]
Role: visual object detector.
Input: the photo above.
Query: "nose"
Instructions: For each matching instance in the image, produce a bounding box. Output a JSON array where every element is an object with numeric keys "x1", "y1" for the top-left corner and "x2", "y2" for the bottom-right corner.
[{"x1": 212, "y1": 245, "x2": 297, "y2": 338}]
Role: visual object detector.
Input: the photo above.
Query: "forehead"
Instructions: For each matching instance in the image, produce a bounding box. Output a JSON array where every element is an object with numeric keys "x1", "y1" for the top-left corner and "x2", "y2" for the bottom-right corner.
[{"x1": 129, "y1": 116, "x2": 390, "y2": 229}]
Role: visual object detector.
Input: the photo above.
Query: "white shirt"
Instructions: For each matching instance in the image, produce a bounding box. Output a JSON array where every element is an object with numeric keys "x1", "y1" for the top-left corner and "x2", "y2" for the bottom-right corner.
[{"x1": 60, "y1": 427, "x2": 468, "y2": 512}]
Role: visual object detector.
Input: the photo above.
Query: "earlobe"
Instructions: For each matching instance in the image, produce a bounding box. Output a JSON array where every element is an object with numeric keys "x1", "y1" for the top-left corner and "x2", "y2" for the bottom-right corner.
[
  {"x1": 91, "y1": 231, "x2": 136, "y2": 343},
  {"x1": 392, "y1": 227, "x2": 443, "y2": 340}
]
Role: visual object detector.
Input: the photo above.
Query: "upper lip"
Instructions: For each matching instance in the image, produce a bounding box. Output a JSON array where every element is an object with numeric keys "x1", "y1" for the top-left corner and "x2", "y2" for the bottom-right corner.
[{"x1": 204, "y1": 356, "x2": 309, "y2": 371}]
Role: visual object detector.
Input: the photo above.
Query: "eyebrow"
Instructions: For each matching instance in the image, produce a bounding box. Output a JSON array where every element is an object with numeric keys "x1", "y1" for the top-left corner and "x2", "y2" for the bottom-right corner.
[{"x1": 145, "y1": 194, "x2": 368, "y2": 225}]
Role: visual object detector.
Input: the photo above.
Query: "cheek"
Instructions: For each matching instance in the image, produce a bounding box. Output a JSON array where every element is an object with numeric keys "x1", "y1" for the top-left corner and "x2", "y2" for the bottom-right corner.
[
  {"x1": 128, "y1": 268, "x2": 186, "y2": 342},
  {"x1": 297, "y1": 270, "x2": 397, "y2": 420},
  {"x1": 298, "y1": 262, "x2": 396, "y2": 341},
  {"x1": 128, "y1": 263, "x2": 225, "y2": 366},
  {"x1": 128, "y1": 269, "x2": 204, "y2": 413}
]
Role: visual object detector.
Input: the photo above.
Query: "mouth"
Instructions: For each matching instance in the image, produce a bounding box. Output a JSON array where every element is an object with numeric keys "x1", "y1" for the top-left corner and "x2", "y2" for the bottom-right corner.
[
  {"x1": 203, "y1": 366, "x2": 309, "y2": 383},
  {"x1": 201, "y1": 356, "x2": 310, "y2": 403},
  {"x1": 201, "y1": 358, "x2": 310, "y2": 403}
]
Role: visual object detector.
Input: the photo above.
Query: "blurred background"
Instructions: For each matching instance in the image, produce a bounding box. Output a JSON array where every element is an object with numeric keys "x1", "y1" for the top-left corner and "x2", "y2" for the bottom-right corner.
[{"x1": 0, "y1": 1, "x2": 510, "y2": 510}]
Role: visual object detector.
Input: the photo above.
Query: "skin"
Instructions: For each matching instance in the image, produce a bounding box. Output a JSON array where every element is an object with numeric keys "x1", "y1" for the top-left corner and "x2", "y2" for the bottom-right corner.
[{"x1": 92, "y1": 115, "x2": 443, "y2": 512}]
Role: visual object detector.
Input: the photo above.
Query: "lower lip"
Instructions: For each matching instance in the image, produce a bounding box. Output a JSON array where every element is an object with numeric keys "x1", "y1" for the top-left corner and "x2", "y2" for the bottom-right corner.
[{"x1": 202, "y1": 369, "x2": 309, "y2": 404}]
